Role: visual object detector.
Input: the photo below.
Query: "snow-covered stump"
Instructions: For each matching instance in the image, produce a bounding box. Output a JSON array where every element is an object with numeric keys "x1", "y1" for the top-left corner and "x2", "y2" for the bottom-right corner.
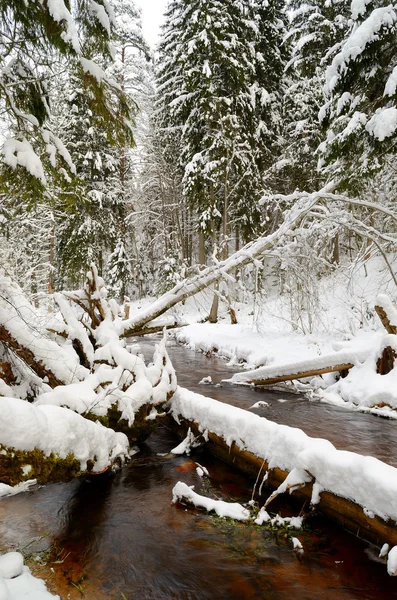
[
  {"x1": 168, "y1": 387, "x2": 397, "y2": 548},
  {"x1": 0, "y1": 398, "x2": 129, "y2": 486}
]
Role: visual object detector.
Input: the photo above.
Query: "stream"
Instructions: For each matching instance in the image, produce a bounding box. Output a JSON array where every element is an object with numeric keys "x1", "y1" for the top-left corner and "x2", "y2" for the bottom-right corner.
[{"x1": 1, "y1": 338, "x2": 397, "y2": 599}]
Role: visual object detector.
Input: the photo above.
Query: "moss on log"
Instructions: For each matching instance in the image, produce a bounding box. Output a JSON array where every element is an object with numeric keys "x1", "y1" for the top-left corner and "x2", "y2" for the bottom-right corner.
[
  {"x1": 85, "y1": 402, "x2": 164, "y2": 443},
  {"x1": 0, "y1": 445, "x2": 93, "y2": 486}
]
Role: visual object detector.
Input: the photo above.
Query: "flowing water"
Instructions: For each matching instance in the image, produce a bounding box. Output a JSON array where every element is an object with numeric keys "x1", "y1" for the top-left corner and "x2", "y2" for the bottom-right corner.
[{"x1": 0, "y1": 339, "x2": 397, "y2": 599}]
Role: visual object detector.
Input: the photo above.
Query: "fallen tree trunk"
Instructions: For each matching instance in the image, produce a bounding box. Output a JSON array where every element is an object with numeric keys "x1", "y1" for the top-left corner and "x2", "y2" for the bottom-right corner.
[
  {"x1": 242, "y1": 363, "x2": 354, "y2": 386},
  {"x1": 168, "y1": 387, "x2": 397, "y2": 547},
  {"x1": 0, "y1": 325, "x2": 65, "y2": 388},
  {"x1": 117, "y1": 199, "x2": 314, "y2": 338},
  {"x1": 0, "y1": 397, "x2": 129, "y2": 486},
  {"x1": 169, "y1": 417, "x2": 397, "y2": 546},
  {"x1": 230, "y1": 349, "x2": 370, "y2": 386}
]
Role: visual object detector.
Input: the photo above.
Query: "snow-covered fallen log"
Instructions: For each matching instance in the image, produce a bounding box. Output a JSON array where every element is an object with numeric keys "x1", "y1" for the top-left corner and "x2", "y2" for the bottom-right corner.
[
  {"x1": 35, "y1": 336, "x2": 177, "y2": 442},
  {"x1": 0, "y1": 397, "x2": 129, "y2": 485},
  {"x1": 168, "y1": 386, "x2": 397, "y2": 547},
  {"x1": 116, "y1": 199, "x2": 314, "y2": 337},
  {"x1": 0, "y1": 266, "x2": 177, "y2": 448},
  {"x1": 229, "y1": 348, "x2": 370, "y2": 385}
]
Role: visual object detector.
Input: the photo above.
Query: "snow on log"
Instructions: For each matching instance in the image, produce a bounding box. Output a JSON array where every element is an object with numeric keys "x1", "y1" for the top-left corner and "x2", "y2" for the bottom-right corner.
[
  {"x1": 35, "y1": 337, "x2": 177, "y2": 442},
  {"x1": 172, "y1": 481, "x2": 250, "y2": 521},
  {"x1": 0, "y1": 275, "x2": 86, "y2": 387},
  {"x1": 0, "y1": 397, "x2": 129, "y2": 486},
  {"x1": 229, "y1": 349, "x2": 370, "y2": 386},
  {"x1": 375, "y1": 294, "x2": 397, "y2": 335},
  {"x1": 169, "y1": 386, "x2": 397, "y2": 546}
]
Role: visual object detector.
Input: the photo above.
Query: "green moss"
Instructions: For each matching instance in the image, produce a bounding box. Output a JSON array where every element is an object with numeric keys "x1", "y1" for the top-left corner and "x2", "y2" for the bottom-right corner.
[
  {"x1": 85, "y1": 402, "x2": 163, "y2": 443},
  {"x1": 0, "y1": 445, "x2": 85, "y2": 486}
]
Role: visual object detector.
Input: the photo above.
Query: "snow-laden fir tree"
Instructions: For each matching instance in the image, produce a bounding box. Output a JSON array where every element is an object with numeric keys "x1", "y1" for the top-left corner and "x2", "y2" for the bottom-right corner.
[
  {"x1": 319, "y1": 0, "x2": 397, "y2": 190},
  {"x1": 156, "y1": 0, "x2": 278, "y2": 258},
  {"x1": 274, "y1": 0, "x2": 350, "y2": 195},
  {"x1": 0, "y1": 0, "x2": 133, "y2": 188}
]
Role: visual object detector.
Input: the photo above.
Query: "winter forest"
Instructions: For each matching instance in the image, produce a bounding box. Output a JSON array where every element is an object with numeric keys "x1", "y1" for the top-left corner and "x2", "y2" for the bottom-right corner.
[{"x1": 1, "y1": 0, "x2": 397, "y2": 598}]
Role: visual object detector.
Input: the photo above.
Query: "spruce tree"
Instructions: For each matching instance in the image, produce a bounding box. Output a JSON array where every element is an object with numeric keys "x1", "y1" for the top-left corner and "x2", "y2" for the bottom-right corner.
[
  {"x1": 319, "y1": 0, "x2": 397, "y2": 189},
  {"x1": 156, "y1": 0, "x2": 267, "y2": 252}
]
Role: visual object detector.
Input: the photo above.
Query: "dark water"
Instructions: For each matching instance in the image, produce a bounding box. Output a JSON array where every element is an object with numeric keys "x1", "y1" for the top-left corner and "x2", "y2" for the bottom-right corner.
[{"x1": 0, "y1": 339, "x2": 397, "y2": 599}]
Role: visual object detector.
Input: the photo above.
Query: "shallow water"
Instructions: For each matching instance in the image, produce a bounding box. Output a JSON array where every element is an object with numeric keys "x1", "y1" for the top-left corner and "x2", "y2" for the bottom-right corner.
[{"x1": 0, "y1": 339, "x2": 397, "y2": 599}]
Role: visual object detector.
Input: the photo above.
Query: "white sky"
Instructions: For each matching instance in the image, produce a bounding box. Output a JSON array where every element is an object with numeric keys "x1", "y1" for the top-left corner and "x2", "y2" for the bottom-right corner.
[{"x1": 135, "y1": 0, "x2": 168, "y2": 48}]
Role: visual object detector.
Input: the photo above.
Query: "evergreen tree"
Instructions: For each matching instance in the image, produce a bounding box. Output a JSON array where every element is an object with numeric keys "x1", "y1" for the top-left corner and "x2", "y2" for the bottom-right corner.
[
  {"x1": 274, "y1": 0, "x2": 350, "y2": 194},
  {"x1": 319, "y1": 0, "x2": 397, "y2": 190},
  {"x1": 156, "y1": 0, "x2": 269, "y2": 252},
  {"x1": 0, "y1": 0, "x2": 134, "y2": 188}
]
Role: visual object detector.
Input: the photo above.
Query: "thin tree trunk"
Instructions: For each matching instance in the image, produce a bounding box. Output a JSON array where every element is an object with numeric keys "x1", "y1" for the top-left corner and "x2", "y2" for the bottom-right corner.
[{"x1": 199, "y1": 230, "x2": 206, "y2": 265}]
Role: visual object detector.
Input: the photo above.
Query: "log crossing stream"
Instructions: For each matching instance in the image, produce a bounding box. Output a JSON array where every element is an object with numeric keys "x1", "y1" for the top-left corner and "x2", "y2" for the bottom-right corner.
[{"x1": 0, "y1": 339, "x2": 397, "y2": 599}]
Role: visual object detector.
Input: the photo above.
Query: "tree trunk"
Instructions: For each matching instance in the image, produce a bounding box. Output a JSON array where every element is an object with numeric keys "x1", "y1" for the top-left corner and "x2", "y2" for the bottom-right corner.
[
  {"x1": 199, "y1": 230, "x2": 206, "y2": 266},
  {"x1": 208, "y1": 286, "x2": 219, "y2": 323}
]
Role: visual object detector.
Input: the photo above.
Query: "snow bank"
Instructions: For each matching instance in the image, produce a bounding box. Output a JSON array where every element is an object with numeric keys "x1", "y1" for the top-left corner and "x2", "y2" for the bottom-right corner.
[
  {"x1": 326, "y1": 334, "x2": 397, "y2": 409},
  {"x1": 170, "y1": 387, "x2": 397, "y2": 522},
  {"x1": 0, "y1": 397, "x2": 128, "y2": 472},
  {"x1": 0, "y1": 552, "x2": 59, "y2": 599},
  {"x1": 174, "y1": 323, "x2": 333, "y2": 370}
]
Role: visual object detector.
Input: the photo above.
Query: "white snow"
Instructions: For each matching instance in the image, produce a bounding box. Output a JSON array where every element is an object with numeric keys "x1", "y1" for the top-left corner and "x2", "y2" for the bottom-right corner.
[
  {"x1": 326, "y1": 334, "x2": 397, "y2": 409},
  {"x1": 0, "y1": 552, "x2": 59, "y2": 599},
  {"x1": 366, "y1": 107, "x2": 397, "y2": 141},
  {"x1": 47, "y1": 0, "x2": 80, "y2": 54},
  {"x1": 0, "y1": 480, "x2": 37, "y2": 499},
  {"x1": 171, "y1": 427, "x2": 198, "y2": 455},
  {"x1": 0, "y1": 397, "x2": 129, "y2": 472},
  {"x1": 292, "y1": 537, "x2": 304, "y2": 552},
  {"x1": 2, "y1": 139, "x2": 46, "y2": 184},
  {"x1": 384, "y1": 66, "x2": 397, "y2": 96},
  {"x1": 380, "y1": 543, "x2": 390, "y2": 558},
  {"x1": 326, "y1": 7, "x2": 397, "y2": 92},
  {"x1": 0, "y1": 275, "x2": 86, "y2": 385},
  {"x1": 172, "y1": 481, "x2": 250, "y2": 521},
  {"x1": 230, "y1": 348, "x2": 370, "y2": 385},
  {"x1": 387, "y1": 546, "x2": 397, "y2": 575}
]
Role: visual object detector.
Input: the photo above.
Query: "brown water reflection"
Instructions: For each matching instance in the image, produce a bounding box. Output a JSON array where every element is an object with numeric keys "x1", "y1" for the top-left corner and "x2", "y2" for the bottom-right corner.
[{"x1": 0, "y1": 340, "x2": 396, "y2": 598}]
